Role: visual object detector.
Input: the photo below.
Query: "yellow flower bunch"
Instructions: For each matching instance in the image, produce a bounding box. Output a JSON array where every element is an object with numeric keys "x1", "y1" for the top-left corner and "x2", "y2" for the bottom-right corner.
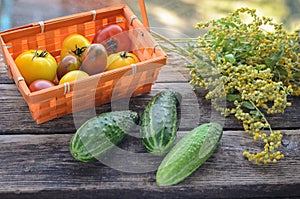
[{"x1": 188, "y1": 8, "x2": 299, "y2": 164}]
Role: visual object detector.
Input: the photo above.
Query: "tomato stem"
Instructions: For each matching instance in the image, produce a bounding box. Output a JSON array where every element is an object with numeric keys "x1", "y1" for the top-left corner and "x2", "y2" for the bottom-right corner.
[
  {"x1": 120, "y1": 51, "x2": 133, "y2": 59},
  {"x1": 32, "y1": 49, "x2": 48, "y2": 60},
  {"x1": 71, "y1": 45, "x2": 87, "y2": 57},
  {"x1": 105, "y1": 39, "x2": 118, "y2": 54}
]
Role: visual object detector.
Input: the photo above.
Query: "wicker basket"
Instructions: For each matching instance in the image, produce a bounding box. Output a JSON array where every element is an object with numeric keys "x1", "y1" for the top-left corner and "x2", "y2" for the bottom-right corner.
[{"x1": 0, "y1": 0, "x2": 167, "y2": 124}]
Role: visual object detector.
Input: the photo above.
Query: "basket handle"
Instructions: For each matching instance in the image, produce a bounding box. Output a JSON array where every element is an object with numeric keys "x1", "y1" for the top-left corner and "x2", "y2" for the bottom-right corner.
[{"x1": 138, "y1": 0, "x2": 149, "y2": 28}]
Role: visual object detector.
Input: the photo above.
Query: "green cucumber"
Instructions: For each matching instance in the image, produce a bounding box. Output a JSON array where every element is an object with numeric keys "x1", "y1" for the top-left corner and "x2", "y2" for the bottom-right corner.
[
  {"x1": 140, "y1": 90, "x2": 182, "y2": 156},
  {"x1": 70, "y1": 110, "x2": 139, "y2": 162},
  {"x1": 156, "y1": 122, "x2": 223, "y2": 186}
]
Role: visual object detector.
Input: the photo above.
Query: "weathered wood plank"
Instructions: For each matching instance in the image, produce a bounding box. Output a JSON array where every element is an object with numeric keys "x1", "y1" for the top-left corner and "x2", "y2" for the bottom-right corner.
[
  {"x1": 0, "y1": 82, "x2": 201, "y2": 133},
  {"x1": 0, "y1": 55, "x2": 12, "y2": 84},
  {"x1": 0, "y1": 130, "x2": 299, "y2": 198},
  {"x1": 1, "y1": 82, "x2": 300, "y2": 134},
  {"x1": 1, "y1": 52, "x2": 299, "y2": 134},
  {"x1": 156, "y1": 53, "x2": 191, "y2": 83}
]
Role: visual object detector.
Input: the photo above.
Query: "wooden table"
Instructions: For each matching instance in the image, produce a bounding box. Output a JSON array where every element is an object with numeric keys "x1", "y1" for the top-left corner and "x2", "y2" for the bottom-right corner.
[{"x1": 0, "y1": 52, "x2": 299, "y2": 199}]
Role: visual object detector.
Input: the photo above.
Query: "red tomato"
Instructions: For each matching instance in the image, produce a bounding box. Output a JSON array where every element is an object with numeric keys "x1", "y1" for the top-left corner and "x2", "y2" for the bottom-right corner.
[
  {"x1": 93, "y1": 24, "x2": 122, "y2": 42},
  {"x1": 92, "y1": 24, "x2": 131, "y2": 55},
  {"x1": 29, "y1": 80, "x2": 55, "y2": 92}
]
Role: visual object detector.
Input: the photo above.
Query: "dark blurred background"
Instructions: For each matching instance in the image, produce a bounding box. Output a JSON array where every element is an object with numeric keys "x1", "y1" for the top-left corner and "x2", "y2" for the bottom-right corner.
[{"x1": 0, "y1": 0, "x2": 299, "y2": 38}]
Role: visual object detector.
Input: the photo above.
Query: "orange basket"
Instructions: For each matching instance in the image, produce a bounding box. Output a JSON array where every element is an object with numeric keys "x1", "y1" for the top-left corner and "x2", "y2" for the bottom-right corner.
[{"x1": 0, "y1": 0, "x2": 167, "y2": 124}]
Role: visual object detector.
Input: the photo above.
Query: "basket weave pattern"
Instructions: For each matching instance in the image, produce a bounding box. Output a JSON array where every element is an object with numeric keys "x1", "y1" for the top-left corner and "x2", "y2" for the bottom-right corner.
[{"x1": 0, "y1": 4, "x2": 167, "y2": 124}]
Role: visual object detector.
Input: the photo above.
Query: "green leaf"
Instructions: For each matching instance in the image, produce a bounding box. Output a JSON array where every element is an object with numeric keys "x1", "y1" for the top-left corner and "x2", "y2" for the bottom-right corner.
[
  {"x1": 241, "y1": 101, "x2": 255, "y2": 110},
  {"x1": 217, "y1": 20, "x2": 238, "y2": 28},
  {"x1": 250, "y1": 110, "x2": 260, "y2": 117},
  {"x1": 294, "y1": 72, "x2": 300, "y2": 77},
  {"x1": 224, "y1": 54, "x2": 235, "y2": 63},
  {"x1": 254, "y1": 33, "x2": 265, "y2": 40},
  {"x1": 214, "y1": 35, "x2": 225, "y2": 47},
  {"x1": 265, "y1": 44, "x2": 285, "y2": 67},
  {"x1": 185, "y1": 65, "x2": 195, "y2": 69},
  {"x1": 276, "y1": 66, "x2": 288, "y2": 76},
  {"x1": 255, "y1": 65, "x2": 264, "y2": 70},
  {"x1": 227, "y1": 94, "x2": 241, "y2": 101}
]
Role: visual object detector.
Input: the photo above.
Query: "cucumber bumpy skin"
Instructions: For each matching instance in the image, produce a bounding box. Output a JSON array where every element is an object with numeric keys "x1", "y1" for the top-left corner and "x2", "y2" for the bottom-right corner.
[
  {"x1": 70, "y1": 110, "x2": 139, "y2": 162},
  {"x1": 156, "y1": 122, "x2": 223, "y2": 186},
  {"x1": 140, "y1": 90, "x2": 182, "y2": 156}
]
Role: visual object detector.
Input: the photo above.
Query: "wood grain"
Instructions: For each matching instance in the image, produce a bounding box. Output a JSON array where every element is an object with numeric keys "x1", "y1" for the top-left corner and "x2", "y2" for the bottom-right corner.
[
  {"x1": 1, "y1": 81, "x2": 300, "y2": 133},
  {"x1": 0, "y1": 53, "x2": 299, "y2": 133},
  {"x1": 0, "y1": 130, "x2": 299, "y2": 198}
]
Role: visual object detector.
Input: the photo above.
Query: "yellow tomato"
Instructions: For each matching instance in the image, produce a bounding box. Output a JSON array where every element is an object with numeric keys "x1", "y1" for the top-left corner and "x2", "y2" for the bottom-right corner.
[
  {"x1": 60, "y1": 34, "x2": 91, "y2": 59},
  {"x1": 105, "y1": 51, "x2": 139, "y2": 71},
  {"x1": 59, "y1": 70, "x2": 89, "y2": 84},
  {"x1": 15, "y1": 50, "x2": 57, "y2": 85}
]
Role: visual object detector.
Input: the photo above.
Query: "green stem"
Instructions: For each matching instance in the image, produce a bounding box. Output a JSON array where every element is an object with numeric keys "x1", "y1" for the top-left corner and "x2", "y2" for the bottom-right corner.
[
  {"x1": 71, "y1": 44, "x2": 87, "y2": 57},
  {"x1": 249, "y1": 100, "x2": 273, "y2": 134},
  {"x1": 32, "y1": 49, "x2": 48, "y2": 60}
]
